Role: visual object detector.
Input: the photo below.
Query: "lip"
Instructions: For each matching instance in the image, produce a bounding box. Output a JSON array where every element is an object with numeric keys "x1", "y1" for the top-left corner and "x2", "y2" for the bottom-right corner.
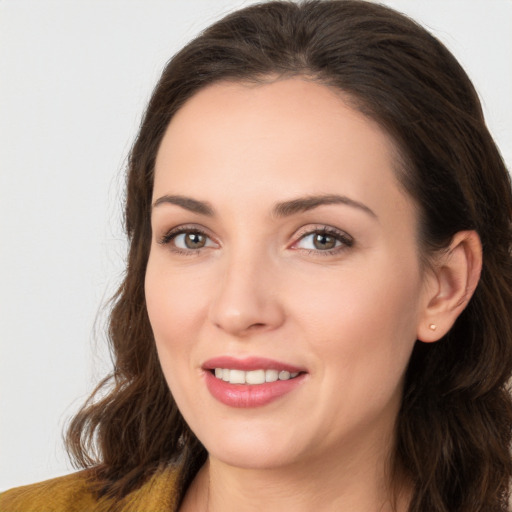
[
  {"x1": 202, "y1": 356, "x2": 305, "y2": 373},
  {"x1": 202, "y1": 356, "x2": 307, "y2": 408}
]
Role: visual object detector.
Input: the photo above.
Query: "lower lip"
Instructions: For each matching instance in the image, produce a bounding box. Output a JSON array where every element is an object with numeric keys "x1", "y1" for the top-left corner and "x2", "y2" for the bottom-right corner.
[{"x1": 204, "y1": 371, "x2": 306, "y2": 408}]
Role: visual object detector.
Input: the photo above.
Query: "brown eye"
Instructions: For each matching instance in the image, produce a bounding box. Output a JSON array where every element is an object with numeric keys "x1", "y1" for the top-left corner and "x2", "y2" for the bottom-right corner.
[
  {"x1": 294, "y1": 227, "x2": 353, "y2": 254},
  {"x1": 160, "y1": 229, "x2": 215, "y2": 252},
  {"x1": 313, "y1": 233, "x2": 337, "y2": 250},
  {"x1": 184, "y1": 232, "x2": 207, "y2": 249}
]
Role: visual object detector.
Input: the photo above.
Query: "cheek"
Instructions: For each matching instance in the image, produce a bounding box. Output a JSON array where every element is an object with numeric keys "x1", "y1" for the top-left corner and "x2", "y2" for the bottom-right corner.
[
  {"x1": 292, "y1": 265, "x2": 421, "y2": 438},
  {"x1": 145, "y1": 254, "x2": 209, "y2": 342},
  {"x1": 145, "y1": 256, "x2": 209, "y2": 414},
  {"x1": 295, "y1": 253, "x2": 420, "y2": 330},
  {"x1": 291, "y1": 253, "x2": 422, "y2": 381},
  {"x1": 144, "y1": 254, "x2": 212, "y2": 403}
]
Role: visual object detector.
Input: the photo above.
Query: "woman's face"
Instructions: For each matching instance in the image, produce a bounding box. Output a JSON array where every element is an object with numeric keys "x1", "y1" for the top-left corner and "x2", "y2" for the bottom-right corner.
[{"x1": 146, "y1": 78, "x2": 431, "y2": 471}]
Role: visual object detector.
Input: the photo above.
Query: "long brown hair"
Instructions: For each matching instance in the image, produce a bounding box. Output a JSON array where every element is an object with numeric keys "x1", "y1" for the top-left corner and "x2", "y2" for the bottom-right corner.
[{"x1": 66, "y1": 1, "x2": 512, "y2": 510}]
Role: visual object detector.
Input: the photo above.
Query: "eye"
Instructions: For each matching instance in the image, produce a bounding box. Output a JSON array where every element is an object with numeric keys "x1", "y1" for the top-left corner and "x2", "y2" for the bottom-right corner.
[
  {"x1": 174, "y1": 231, "x2": 212, "y2": 249},
  {"x1": 158, "y1": 226, "x2": 217, "y2": 253},
  {"x1": 293, "y1": 226, "x2": 353, "y2": 254}
]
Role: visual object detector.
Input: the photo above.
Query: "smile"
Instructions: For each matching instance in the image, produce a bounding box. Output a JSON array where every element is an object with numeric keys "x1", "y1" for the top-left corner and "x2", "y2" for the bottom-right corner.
[
  {"x1": 213, "y1": 368, "x2": 300, "y2": 385},
  {"x1": 203, "y1": 357, "x2": 307, "y2": 408}
]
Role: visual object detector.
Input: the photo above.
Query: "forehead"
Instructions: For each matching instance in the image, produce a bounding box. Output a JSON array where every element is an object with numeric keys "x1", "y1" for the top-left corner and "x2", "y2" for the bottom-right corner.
[{"x1": 153, "y1": 78, "x2": 411, "y2": 222}]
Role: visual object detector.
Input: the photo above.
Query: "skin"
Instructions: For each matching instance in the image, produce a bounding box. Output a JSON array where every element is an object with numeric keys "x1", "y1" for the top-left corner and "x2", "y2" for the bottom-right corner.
[{"x1": 145, "y1": 78, "x2": 481, "y2": 511}]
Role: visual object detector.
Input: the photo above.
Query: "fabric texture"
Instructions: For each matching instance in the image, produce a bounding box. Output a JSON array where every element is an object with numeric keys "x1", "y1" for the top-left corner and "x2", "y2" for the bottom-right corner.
[{"x1": 0, "y1": 464, "x2": 182, "y2": 512}]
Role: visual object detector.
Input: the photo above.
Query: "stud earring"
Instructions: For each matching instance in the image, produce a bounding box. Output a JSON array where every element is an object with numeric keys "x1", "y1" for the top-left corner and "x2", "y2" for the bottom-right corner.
[{"x1": 429, "y1": 323, "x2": 437, "y2": 331}]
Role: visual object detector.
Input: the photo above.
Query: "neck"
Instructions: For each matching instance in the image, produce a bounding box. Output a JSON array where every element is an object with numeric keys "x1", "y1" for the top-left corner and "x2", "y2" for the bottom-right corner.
[{"x1": 181, "y1": 429, "x2": 410, "y2": 512}]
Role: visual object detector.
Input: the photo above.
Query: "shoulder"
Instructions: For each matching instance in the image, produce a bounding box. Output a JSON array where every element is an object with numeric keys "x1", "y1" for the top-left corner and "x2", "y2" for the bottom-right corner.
[
  {"x1": 0, "y1": 470, "x2": 99, "y2": 512},
  {"x1": 0, "y1": 464, "x2": 183, "y2": 512}
]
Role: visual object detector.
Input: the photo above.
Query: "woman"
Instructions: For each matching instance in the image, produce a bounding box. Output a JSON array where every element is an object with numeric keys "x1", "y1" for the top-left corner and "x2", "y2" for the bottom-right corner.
[{"x1": 2, "y1": 1, "x2": 511, "y2": 511}]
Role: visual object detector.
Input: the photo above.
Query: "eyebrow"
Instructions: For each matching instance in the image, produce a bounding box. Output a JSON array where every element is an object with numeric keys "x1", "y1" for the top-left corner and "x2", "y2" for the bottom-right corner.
[
  {"x1": 272, "y1": 194, "x2": 377, "y2": 219},
  {"x1": 152, "y1": 195, "x2": 215, "y2": 216},
  {"x1": 152, "y1": 193, "x2": 377, "y2": 219}
]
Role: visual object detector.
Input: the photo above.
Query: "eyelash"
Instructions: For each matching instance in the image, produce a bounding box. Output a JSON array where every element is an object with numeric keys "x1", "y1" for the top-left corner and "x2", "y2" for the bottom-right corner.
[
  {"x1": 158, "y1": 225, "x2": 213, "y2": 256},
  {"x1": 292, "y1": 225, "x2": 354, "y2": 256},
  {"x1": 157, "y1": 224, "x2": 354, "y2": 256}
]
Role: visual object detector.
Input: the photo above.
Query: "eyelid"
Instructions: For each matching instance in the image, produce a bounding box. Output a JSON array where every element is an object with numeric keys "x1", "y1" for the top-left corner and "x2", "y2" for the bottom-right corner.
[
  {"x1": 156, "y1": 223, "x2": 352, "y2": 256},
  {"x1": 290, "y1": 224, "x2": 354, "y2": 253},
  {"x1": 157, "y1": 224, "x2": 219, "y2": 251}
]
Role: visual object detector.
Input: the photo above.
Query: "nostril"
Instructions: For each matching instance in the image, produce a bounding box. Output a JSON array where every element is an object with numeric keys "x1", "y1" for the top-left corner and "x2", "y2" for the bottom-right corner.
[{"x1": 249, "y1": 322, "x2": 266, "y2": 329}]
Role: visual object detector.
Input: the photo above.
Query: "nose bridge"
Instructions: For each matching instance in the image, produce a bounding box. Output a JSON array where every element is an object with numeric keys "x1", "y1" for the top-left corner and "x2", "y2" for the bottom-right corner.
[{"x1": 208, "y1": 240, "x2": 284, "y2": 336}]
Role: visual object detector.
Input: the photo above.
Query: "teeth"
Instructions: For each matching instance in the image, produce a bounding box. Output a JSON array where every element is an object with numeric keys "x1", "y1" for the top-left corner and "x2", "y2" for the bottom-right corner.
[
  {"x1": 246, "y1": 369, "x2": 265, "y2": 384},
  {"x1": 213, "y1": 368, "x2": 300, "y2": 385},
  {"x1": 266, "y1": 369, "x2": 278, "y2": 382},
  {"x1": 229, "y1": 369, "x2": 246, "y2": 384}
]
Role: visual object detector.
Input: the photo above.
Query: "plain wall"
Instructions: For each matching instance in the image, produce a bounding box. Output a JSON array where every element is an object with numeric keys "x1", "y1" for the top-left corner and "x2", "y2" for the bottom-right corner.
[{"x1": 1, "y1": 0, "x2": 511, "y2": 491}]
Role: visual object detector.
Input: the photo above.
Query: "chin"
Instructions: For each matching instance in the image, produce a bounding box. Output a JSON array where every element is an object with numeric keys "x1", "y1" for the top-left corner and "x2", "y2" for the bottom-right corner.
[
  {"x1": 209, "y1": 444, "x2": 299, "y2": 471},
  {"x1": 193, "y1": 423, "x2": 307, "y2": 470}
]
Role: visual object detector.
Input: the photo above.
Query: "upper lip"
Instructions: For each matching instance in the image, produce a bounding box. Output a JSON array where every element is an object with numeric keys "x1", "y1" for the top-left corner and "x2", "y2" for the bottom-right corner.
[{"x1": 202, "y1": 356, "x2": 306, "y2": 373}]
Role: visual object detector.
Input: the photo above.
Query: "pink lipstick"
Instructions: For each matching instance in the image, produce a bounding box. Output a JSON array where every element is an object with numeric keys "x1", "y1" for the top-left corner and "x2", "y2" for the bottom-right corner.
[{"x1": 202, "y1": 356, "x2": 306, "y2": 408}]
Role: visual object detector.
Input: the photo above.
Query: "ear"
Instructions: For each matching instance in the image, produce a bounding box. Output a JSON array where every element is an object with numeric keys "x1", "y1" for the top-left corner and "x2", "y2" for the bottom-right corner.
[{"x1": 417, "y1": 230, "x2": 482, "y2": 343}]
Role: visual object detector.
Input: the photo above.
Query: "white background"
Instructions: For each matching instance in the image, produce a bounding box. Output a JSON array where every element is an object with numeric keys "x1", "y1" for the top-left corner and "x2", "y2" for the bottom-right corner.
[{"x1": 1, "y1": 0, "x2": 511, "y2": 491}]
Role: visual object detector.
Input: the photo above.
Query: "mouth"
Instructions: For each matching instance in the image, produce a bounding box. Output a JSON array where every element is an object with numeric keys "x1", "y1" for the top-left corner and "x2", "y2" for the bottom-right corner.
[
  {"x1": 211, "y1": 368, "x2": 301, "y2": 385},
  {"x1": 202, "y1": 356, "x2": 307, "y2": 408}
]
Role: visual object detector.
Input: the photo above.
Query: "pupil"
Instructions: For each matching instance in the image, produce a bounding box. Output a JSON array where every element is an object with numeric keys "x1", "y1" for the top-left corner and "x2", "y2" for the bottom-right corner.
[
  {"x1": 185, "y1": 233, "x2": 205, "y2": 249},
  {"x1": 314, "y1": 233, "x2": 335, "y2": 250}
]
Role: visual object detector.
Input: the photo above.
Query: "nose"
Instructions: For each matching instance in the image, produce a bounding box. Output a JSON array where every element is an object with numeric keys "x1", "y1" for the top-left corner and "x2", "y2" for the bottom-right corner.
[{"x1": 207, "y1": 249, "x2": 285, "y2": 337}]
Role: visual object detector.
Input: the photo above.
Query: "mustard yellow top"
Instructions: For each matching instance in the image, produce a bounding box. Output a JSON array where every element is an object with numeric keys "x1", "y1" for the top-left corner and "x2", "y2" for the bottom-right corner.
[{"x1": 0, "y1": 464, "x2": 182, "y2": 512}]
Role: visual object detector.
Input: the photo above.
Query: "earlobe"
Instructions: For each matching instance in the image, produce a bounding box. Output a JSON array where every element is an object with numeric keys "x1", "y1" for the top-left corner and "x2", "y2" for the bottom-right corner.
[{"x1": 417, "y1": 230, "x2": 482, "y2": 343}]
